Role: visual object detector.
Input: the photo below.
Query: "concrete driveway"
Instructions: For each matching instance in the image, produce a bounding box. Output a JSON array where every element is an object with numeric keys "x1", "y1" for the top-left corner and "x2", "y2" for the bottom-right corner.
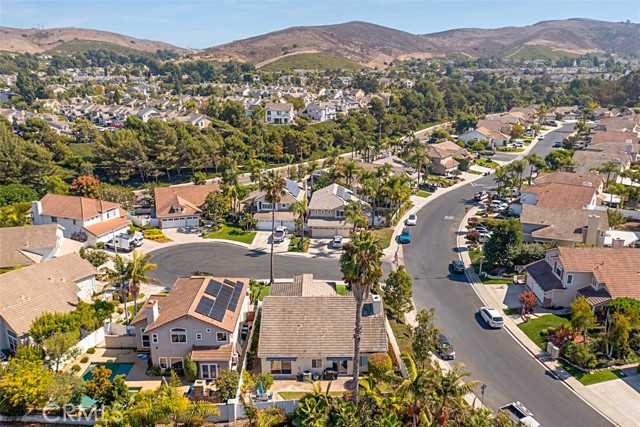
[
  {"x1": 307, "y1": 238, "x2": 345, "y2": 258},
  {"x1": 252, "y1": 231, "x2": 289, "y2": 253},
  {"x1": 588, "y1": 368, "x2": 640, "y2": 426}
]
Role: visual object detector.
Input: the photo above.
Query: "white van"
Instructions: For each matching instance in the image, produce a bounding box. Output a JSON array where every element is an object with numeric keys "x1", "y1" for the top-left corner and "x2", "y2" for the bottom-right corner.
[{"x1": 480, "y1": 307, "x2": 504, "y2": 328}]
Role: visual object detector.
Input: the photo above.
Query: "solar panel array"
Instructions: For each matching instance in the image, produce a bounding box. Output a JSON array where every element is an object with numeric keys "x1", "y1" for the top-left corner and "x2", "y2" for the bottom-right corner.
[{"x1": 194, "y1": 279, "x2": 245, "y2": 322}]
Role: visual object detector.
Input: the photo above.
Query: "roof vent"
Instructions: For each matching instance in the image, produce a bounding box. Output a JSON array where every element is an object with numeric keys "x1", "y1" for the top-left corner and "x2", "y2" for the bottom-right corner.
[{"x1": 582, "y1": 181, "x2": 592, "y2": 187}]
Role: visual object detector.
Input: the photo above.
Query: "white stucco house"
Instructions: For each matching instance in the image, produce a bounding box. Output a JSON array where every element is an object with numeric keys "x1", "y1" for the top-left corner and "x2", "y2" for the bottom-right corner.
[{"x1": 265, "y1": 102, "x2": 295, "y2": 125}]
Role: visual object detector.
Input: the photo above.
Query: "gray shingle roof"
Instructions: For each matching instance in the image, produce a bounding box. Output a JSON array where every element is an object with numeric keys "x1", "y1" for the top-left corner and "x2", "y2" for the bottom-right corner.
[{"x1": 525, "y1": 259, "x2": 563, "y2": 293}]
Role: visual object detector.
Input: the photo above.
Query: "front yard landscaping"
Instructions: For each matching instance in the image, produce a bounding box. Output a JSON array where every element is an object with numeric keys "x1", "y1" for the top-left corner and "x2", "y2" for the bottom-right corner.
[
  {"x1": 476, "y1": 158, "x2": 500, "y2": 169},
  {"x1": 143, "y1": 228, "x2": 172, "y2": 243},
  {"x1": 558, "y1": 361, "x2": 626, "y2": 386},
  {"x1": 415, "y1": 191, "x2": 432, "y2": 198},
  {"x1": 480, "y1": 277, "x2": 512, "y2": 285},
  {"x1": 372, "y1": 228, "x2": 394, "y2": 249},
  {"x1": 279, "y1": 391, "x2": 345, "y2": 400},
  {"x1": 518, "y1": 314, "x2": 570, "y2": 349},
  {"x1": 202, "y1": 222, "x2": 256, "y2": 244},
  {"x1": 288, "y1": 237, "x2": 309, "y2": 252},
  {"x1": 388, "y1": 316, "x2": 413, "y2": 356}
]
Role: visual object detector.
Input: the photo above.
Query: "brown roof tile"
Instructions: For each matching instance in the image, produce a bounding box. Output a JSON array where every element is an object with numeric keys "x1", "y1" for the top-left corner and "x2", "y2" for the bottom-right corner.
[
  {"x1": 154, "y1": 184, "x2": 219, "y2": 219},
  {"x1": 524, "y1": 182, "x2": 597, "y2": 209},
  {"x1": 83, "y1": 217, "x2": 130, "y2": 237},
  {"x1": 0, "y1": 224, "x2": 61, "y2": 268},
  {"x1": 39, "y1": 194, "x2": 121, "y2": 220},
  {"x1": 191, "y1": 344, "x2": 234, "y2": 362}
]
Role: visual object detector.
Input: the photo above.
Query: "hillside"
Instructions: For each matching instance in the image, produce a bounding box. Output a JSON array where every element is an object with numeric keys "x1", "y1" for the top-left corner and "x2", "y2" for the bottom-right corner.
[
  {"x1": 197, "y1": 18, "x2": 639, "y2": 68},
  {"x1": 0, "y1": 27, "x2": 187, "y2": 54},
  {"x1": 196, "y1": 21, "x2": 437, "y2": 69},
  {"x1": 260, "y1": 52, "x2": 368, "y2": 71}
]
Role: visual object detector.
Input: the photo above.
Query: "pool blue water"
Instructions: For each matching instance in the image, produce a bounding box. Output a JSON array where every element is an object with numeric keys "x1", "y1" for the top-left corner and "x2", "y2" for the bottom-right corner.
[{"x1": 80, "y1": 363, "x2": 135, "y2": 408}]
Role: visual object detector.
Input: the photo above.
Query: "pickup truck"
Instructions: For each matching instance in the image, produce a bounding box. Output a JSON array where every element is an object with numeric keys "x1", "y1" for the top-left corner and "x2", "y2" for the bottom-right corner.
[
  {"x1": 499, "y1": 402, "x2": 540, "y2": 427},
  {"x1": 105, "y1": 233, "x2": 141, "y2": 252}
]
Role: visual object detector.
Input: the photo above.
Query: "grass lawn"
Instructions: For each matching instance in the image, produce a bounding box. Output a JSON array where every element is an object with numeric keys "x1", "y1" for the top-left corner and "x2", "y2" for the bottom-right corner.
[
  {"x1": 372, "y1": 228, "x2": 394, "y2": 249},
  {"x1": 279, "y1": 391, "x2": 345, "y2": 400},
  {"x1": 480, "y1": 277, "x2": 512, "y2": 285},
  {"x1": 558, "y1": 361, "x2": 626, "y2": 386},
  {"x1": 467, "y1": 169, "x2": 483, "y2": 175},
  {"x1": 202, "y1": 223, "x2": 256, "y2": 244},
  {"x1": 336, "y1": 284, "x2": 348, "y2": 296},
  {"x1": 389, "y1": 316, "x2": 413, "y2": 356},
  {"x1": 415, "y1": 191, "x2": 432, "y2": 198},
  {"x1": 476, "y1": 159, "x2": 499, "y2": 169},
  {"x1": 518, "y1": 314, "x2": 570, "y2": 349},
  {"x1": 469, "y1": 248, "x2": 482, "y2": 265}
]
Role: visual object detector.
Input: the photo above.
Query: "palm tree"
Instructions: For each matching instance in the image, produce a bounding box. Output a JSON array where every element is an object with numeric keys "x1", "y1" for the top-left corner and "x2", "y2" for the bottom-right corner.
[
  {"x1": 509, "y1": 159, "x2": 527, "y2": 191},
  {"x1": 340, "y1": 158, "x2": 362, "y2": 190},
  {"x1": 591, "y1": 161, "x2": 620, "y2": 187},
  {"x1": 260, "y1": 170, "x2": 287, "y2": 285},
  {"x1": 307, "y1": 158, "x2": 320, "y2": 187},
  {"x1": 290, "y1": 199, "x2": 308, "y2": 240},
  {"x1": 340, "y1": 231, "x2": 384, "y2": 405},
  {"x1": 622, "y1": 168, "x2": 640, "y2": 185},
  {"x1": 343, "y1": 200, "x2": 368, "y2": 233},
  {"x1": 106, "y1": 255, "x2": 132, "y2": 322},
  {"x1": 410, "y1": 145, "x2": 431, "y2": 187},
  {"x1": 606, "y1": 183, "x2": 632, "y2": 209},
  {"x1": 127, "y1": 250, "x2": 160, "y2": 304},
  {"x1": 397, "y1": 353, "x2": 436, "y2": 427},
  {"x1": 525, "y1": 152, "x2": 546, "y2": 185},
  {"x1": 248, "y1": 159, "x2": 266, "y2": 185},
  {"x1": 493, "y1": 166, "x2": 510, "y2": 194},
  {"x1": 431, "y1": 364, "x2": 478, "y2": 427}
]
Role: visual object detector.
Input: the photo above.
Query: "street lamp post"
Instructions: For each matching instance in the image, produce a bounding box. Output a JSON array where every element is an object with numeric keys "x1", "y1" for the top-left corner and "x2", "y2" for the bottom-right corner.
[{"x1": 478, "y1": 242, "x2": 485, "y2": 276}]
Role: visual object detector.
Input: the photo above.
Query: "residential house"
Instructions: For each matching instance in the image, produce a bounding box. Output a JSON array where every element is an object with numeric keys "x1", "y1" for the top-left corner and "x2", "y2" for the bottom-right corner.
[
  {"x1": 510, "y1": 181, "x2": 599, "y2": 216},
  {"x1": 458, "y1": 126, "x2": 510, "y2": 147},
  {"x1": 153, "y1": 184, "x2": 220, "y2": 229},
  {"x1": 305, "y1": 102, "x2": 337, "y2": 122},
  {"x1": 594, "y1": 116, "x2": 639, "y2": 133},
  {"x1": 265, "y1": 103, "x2": 295, "y2": 125},
  {"x1": 589, "y1": 131, "x2": 639, "y2": 146},
  {"x1": 0, "y1": 253, "x2": 97, "y2": 351},
  {"x1": 554, "y1": 106, "x2": 581, "y2": 120},
  {"x1": 31, "y1": 194, "x2": 130, "y2": 247},
  {"x1": 331, "y1": 76, "x2": 353, "y2": 87},
  {"x1": 427, "y1": 140, "x2": 470, "y2": 176},
  {"x1": 533, "y1": 172, "x2": 604, "y2": 193},
  {"x1": 307, "y1": 184, "x2": 367, "y2": 237},
  {"x1": 136, "y1": 107, "x2": 162, "y2": 122},
  {"x1": 0, "y1": 224, "x2": 82, "y2": 269},
  {"x1": 569, "y1": 143, "x2": 632, "y2": 175},
  {"x1": 258, "y1": 274, "x2": 387, "y2": 377},
  {"x1": 525, "y1": 247, "x2": 640, "y2": 308},
  {"x1": 520, "y1": 206, "x2": 608, "y2": 247},
  {"x1": 176, "y1": 113, "x2": 211, "y2": 129},
  {"x1": 241, "y1": 179, "x2": 305, "y2": 232},
  {"x1": 131, "y1": 276, "x2": 250, "y2": 378}
]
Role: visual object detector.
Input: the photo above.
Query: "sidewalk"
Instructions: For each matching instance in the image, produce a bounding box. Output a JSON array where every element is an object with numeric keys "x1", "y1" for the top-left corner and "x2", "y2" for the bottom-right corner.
[{"x1": 456, "y1": 207, "x2": 636, "y2": 427}]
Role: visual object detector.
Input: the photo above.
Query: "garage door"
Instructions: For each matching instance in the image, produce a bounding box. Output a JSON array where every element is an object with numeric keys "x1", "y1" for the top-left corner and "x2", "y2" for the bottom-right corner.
[
  {"x1": 311, "y1": 226, "x2": 350, "y2": 238},
  {"x1": 161, "y1": 218, "x2": 187, "y2": 229}
]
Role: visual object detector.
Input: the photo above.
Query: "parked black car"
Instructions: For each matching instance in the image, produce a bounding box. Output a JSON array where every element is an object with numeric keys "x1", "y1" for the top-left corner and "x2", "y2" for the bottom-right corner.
[
  {"x1": 437, "y1": 333, "x2": 456, "y2": 360},
  {"x1": 322, "y1": 368, "x2": 338, "y2": 380}
]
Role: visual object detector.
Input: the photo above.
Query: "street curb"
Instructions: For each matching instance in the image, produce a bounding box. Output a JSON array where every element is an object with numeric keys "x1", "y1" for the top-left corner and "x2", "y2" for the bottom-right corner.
[{"x1": 455, "y1": 207, "x2": 622, "y2": 427}]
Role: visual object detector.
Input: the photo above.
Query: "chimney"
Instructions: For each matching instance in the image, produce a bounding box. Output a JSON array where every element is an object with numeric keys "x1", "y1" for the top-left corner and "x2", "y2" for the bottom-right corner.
[
  {"x1": 371, "y1": 294, "x2": 382, "y2": 316},
  {"x1": 585, "y1": 214, "x2": 600, "y2": 246},
  {"x1": 31, "y1": 201, "x2": 42, "y2": 224},
  {"x1": 612, "y1": 238, "x2": 626, "y2": 249},
  {"x1": 146, "y1": 299, "x2": 159, "y2": 324}
]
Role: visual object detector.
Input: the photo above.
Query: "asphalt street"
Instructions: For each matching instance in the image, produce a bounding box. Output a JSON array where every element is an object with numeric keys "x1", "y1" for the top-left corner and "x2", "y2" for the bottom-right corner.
[
  {"x1": 403, "y1": 123, "x2": 613, "y2": 427},
  {"x1": 148, "y1": 242, "x2": 344, "y2": 285}
]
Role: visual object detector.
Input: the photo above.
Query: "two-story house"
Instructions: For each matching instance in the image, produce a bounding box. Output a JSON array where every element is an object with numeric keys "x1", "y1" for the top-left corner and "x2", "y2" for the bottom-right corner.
[
  {"x1": 131, "y1": 276, "x2": 250, "y2": 379},
  {"x1": 520, "y1": 207, "x2": 608, "y2": 247},
  {"x1": 0, "y1": 253, "x2": 96, "y2": 352},
  {"x1": 258, "y1": 274, "x2": 387, "y2": 378},
  {"x1": 265, "y1": 103, "x2": 295, "y2": 125},
  {"x1": 31, "y1": 194, "x2": 130, "y2": 247},
  {"x1": 427, "y1": 140, "x2": 470, "y2": 176},
  {"x1": 305, "y1": 102, "x2": 337, "y2": 122},
  {"x1": 0, "y1": 224, "x2": 83, "y2": 269},
  {"x1": 525, "y1": 247, "x2": 640, "y2": 309},
  {"x1": 307, "y1": 184, "x2": 368, "y2": 238},
  {"x1": 241, "y1": 179, "x2": 305, "y2": 232},
  {"x1": 510, "y1": 181, "x2": 600, "y2": 216},
  {"x1": 153, "y1": 184, "x2": 220, "y2": 229}
]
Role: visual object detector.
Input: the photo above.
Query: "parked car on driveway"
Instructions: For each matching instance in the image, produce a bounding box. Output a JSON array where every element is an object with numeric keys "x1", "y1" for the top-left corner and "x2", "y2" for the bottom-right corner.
[
  {"x1": 437, "y1": 333, "x2": 456, "y2": 360},
  {"x1": 499, "y1": 402, "x2": 540, "y2": 427},
  {"x1": 332, "y1": 235, "x2": 343, "y2": 249},
  {"x1": 451, "y1": 259, "x2": 465, "y2": 274},
  {"x1": 273, "y1": 226, "x2": 287, "y2": 243},
  {"x1": 405, "y1": 214, "x2": 418, "y2": 226},
  {"x1": 480, "y1": 307, "x2": 504, "y2": 329},
  {"x1": 399, "y1": 228, "x2": 412, "y2": 244}
]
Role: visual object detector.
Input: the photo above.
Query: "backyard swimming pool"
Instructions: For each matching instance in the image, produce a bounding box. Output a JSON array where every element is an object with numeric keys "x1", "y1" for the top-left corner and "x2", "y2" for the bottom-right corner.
[{"x1": 80, "y1": 362, "x2": 135, "y2": 408}]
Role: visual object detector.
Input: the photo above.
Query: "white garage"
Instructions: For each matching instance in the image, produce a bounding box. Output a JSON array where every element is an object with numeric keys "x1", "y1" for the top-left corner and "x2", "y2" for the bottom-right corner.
[
  {"x1": 254, "y1": 212, "x2": 296, "y2": 232},
  {"x1": 308, "y1": 218, "x2": 351, "y2": 238},
  {"x1": 160, "y1": 215, "x2": 201, "y2": 229}
]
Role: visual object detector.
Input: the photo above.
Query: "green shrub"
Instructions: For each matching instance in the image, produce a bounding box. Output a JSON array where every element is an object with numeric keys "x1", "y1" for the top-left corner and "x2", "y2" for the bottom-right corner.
[
  {"x1": 96, "y1": 242, "x2": 105, "y2": 249},
  {"x1": 87, "y1": 347, "x2": 96, "y2": 354},
  {"x1": 367, "y1": 353, "x2": 392, "y2": 379},
  {"x1": 80, "y1": 356, "x2": 89, "y2": 363},
  {"x1": 255, "y1": 372, "x2": 274, "y2": 391},
  {"x1": 562, "y1": 342, "x2": 597, "y2": 369},
  {"x1": 149, "y1": 365, "x2": 162, "y2": 376},
  {"x1": 215, "y1": 369, "x2": 240, "y2": 401},
  {"x1": 241, "y1": 369, "x2": 256, "y2": 392},
  {"x1": 184, "y1": 354, "x2": 198, "y2": 382},
  {"x1": 70, "y1": 364, "x2": 81, "y2": 373}
]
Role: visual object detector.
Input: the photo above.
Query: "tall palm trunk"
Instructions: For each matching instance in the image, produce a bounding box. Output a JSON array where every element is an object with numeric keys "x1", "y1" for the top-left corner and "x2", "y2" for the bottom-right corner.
[
  {"x1": 270, "y1": 207, "x2": 275, "y2": 284},
  {"x1": 352, "y1": 289, "x2": 363, "y2": 405}
]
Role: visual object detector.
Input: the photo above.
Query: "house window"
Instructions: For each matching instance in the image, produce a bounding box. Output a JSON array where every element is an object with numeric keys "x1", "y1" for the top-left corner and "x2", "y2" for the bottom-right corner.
[
  {"x1": 196, "y1": 333, "x2": 203, "y2": 341},
  {"x1": 554, "y1": 263, "x2": 563, "y2": 279},
  {"x1": 567, "y1": 274, "x2": 573, "y2": 285},
  {"x1": 280, "y1": 203, "x2": 287, "y2": 209},
  {"x1": 216, "y1": 332, "x2": 228, "y2": 342},
  {"x1": 152, "y1": 334, "x2": 158, "y2": 344},
  {"x1": 312, "y1": 359, "x2": 323, "y2": 369},
  {"x1": 158, "y1": 357, "x2": 168, "y2": 369},
  {"x1": 270, "y1": 360, "x2": 292, "y2": 375},
  {"x1": 140, "y1": 328, "x2": 149, "y2": 348},
  {"x1": 336, "y1": 210, "x2": 344, "y2": 218},
  {"x1": 7, "y1": 330, "x2": 18, "y2": 352},
  {"x1": 51, "y1": 216, "x2": 58, "y2": 223},
  {"x1": 170, "y1": 328, "x2": 187, "y2": 343},
  {"x1": 201, "y1": 363, "x2": 218, "y2": 379},
  {"x1": 262, "y1": 203, "x2": 273, "y2": 211},
  {"x1": 73, "y1": 219, "x2": 76, "y2": 225}
]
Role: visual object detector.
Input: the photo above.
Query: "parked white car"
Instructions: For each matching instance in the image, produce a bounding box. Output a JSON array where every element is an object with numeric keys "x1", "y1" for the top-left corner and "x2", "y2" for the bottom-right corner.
[
  {"x1": 480, "y1": 307, "x2": 504, "y2": 328},
  {"x1": 332, "y1": 235, "x2": 343, "y2": 249},
  {"x1": 405, "y1": 214, "x2": 418, "y2": 226},
  {"x1": 273, "y1": 226, "x2": 287, "y2": 243}
]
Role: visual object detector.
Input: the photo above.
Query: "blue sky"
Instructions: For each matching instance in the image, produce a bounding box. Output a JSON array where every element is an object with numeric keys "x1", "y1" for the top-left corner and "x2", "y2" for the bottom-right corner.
[{"x1": 1, "y1": 0, "x2": 639, "y2": 49}]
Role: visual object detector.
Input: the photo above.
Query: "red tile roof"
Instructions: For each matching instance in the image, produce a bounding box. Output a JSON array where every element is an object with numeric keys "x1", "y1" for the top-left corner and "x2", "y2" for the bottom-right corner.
[{"x1": 39, "y1": 194, "x2": 120, "y2": 220}]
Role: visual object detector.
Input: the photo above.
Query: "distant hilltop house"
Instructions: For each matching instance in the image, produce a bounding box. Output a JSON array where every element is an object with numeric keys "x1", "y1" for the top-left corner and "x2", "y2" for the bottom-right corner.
[
  {"x1": 31, "y1": 194, "x2": 130, "y2": 247},
  {"x1": 265, "y1": 102, "x2": 295, "y2": 125}
]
